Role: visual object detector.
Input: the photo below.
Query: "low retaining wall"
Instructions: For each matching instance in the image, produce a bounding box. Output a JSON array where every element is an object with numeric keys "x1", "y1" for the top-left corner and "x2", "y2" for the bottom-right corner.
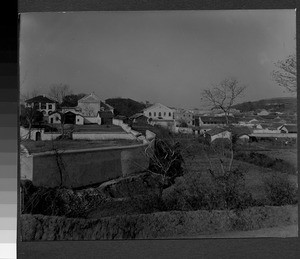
[
  {"x1": 21, "y1": 139, "x2": 155, "y2": 188},
  {"x1": 250, "y1": 133, "x2": 297, "y2": 138},
  {"x1": 72, "y1": 132, "x2": 135, "y2": 140},
  {"x1": 20, "y1": 205, "x2": 297, "y2": 241}
]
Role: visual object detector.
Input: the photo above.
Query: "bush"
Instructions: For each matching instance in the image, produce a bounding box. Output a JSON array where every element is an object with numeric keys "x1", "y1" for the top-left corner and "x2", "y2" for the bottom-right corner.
[
  {"x1": 21, "y1": 181, "x2": 105, "y2": 218},
  {"x1": 263, "y1": 174, "x2": 298, "y2": 206},
  {"x1": 163, "y1": 168, "x2": 255, "y2": 211},
  {"x1": 234, "y1": 152, "x2": 296, "y2": 174},
  {"x1": 211, "y1": 138, "x2": 232, "y2": 151}
]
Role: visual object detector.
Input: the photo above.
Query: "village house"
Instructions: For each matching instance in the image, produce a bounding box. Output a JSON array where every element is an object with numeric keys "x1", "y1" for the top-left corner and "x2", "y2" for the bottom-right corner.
[
  {"x1": 256, "y1": 109, "x2": 270, "y2": 116},
  {"x1": 143, "y1": 103, "x2": 175, "y2": 129},
  {"x1": 204, "y1": 127, "x2": 232, "y2": 142},
  {"x1": 279, "y1": 124, "x2": 297, "y2": 133},
  {"x1": 173, "y1": 109, "x2": 194, "y2": 127},
  {"x1": 48, "y1": 93, "x2": 114, "y2": 126},
  {"x1": 129, "y1": 113, "x2": 150, "y2": 125},
  {"x1": 25, "y1": 95, "x2": 57, "y2": 121}
]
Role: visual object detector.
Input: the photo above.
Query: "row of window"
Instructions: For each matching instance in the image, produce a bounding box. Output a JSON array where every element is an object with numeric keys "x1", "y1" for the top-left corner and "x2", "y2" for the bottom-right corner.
[
  {"x1": 33, "y1": 102, "x2": 54, "y2": 110},
  {"x1": 149, "y1": 112, "x2": 172, "y2": 117},
  {"x1": 202, "y1": 122, "x2": 226, "y2": 125}
]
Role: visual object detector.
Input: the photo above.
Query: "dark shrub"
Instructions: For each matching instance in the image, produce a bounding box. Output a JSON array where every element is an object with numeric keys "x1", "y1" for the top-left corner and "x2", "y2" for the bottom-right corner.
[
  {"x1": 234, "y1": 152, "x2": 296, "y2": 174},
  {"x1": 163, "y1": 168, "x2": 255, "y2": 211},
  {"x1": 263, "y1": 173, "x2": 298, "y2": 206}
]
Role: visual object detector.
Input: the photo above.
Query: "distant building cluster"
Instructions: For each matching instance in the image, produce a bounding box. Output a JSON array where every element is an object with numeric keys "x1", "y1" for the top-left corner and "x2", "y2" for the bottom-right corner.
[{"x1": 23, "y1": 94, "x2": 297, "y2": 142}]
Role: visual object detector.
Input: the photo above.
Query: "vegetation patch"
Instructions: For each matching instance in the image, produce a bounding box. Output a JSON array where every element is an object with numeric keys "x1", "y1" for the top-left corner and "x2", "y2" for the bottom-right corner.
[{"x1": 233, "y1": 151, "x2": 296, "y2": 174}]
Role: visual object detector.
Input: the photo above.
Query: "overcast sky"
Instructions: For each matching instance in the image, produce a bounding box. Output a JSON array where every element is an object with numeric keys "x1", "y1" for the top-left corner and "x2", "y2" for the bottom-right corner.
[{"x1": 20, "y1": 10, "x2": 296, "y2": 109}]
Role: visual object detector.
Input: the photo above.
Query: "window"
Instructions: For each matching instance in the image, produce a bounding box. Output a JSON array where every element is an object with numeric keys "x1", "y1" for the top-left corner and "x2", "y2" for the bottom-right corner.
[
  {"x1": 41, "y1": 103, "x2": 46, "y2": 109},
  {"x1": 158, "y1": 112, "x2": 161, "y2": 117},
  {"x1": 154, "y1": 112, "x2": 156, "y2": 116},
  {"x1": 34, "y1": 102, "x2": 39, "y2": 108},
  {"x1": 164, "y1": 112, "x2": 166, "y2": 116},
  {"x1": 169, "y1": 112, "x2": 171, "y2": 117},
  {"x1": 149, "y1": 112, "x2": 152, "y2": 116},
  {"x1": 56, "y1": 117, "x2": 59, "y2": 121},
  {"x1": 48, "y1": 104, "x2": 52, "y2": 110},
  {"x1": 77, "y1": 119, "x2": 80, "y2": 122}
]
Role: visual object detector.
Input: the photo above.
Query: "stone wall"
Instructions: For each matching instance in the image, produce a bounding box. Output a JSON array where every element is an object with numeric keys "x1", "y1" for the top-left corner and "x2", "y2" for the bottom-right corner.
[
  {"x1": 21, "y1": 140, "x2": 155, "y2": 188},
  {"x1": 20, "y1": 205, "x2": 297, "y2": 241}
]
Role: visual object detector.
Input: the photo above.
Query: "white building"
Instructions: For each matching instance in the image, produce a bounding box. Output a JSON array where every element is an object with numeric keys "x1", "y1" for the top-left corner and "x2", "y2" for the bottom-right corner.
[
  {"x1": 25, "y1": 95, "x2": 57, "y2": 119},
  {"x1": 143, "y1": 103, "x2": 175, "y2": 120}
]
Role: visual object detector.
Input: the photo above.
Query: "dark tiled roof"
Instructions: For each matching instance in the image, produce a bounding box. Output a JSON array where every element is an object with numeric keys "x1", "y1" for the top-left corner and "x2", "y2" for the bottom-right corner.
[
  {"x1": 226, "y1": 126, "x2": 252, "y2": 136},
  {"x1": 201, "y1": 116, "x2": 237, "y2": 123},
  {"x1": 100, "y1": 102, "x2": 114, "y2": 111},
  {"x1": 281, "y1": 124, "x2": 297, "y2": 133},
  {"x1": 114, "y1": 115, "x2": 127, "y2": 120},
  {"x1": 129, "y1": 113, "x2": 145, "y2": 119},
  {"x1": 25, "y1": 95, "x2": 56, "y2": 103},
  {"x1": 206, "y1": 127, "x2": 229, "y2": 136}
]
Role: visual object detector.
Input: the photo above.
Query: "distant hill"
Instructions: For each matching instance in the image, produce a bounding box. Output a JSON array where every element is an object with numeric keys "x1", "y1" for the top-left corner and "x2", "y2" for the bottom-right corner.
[
  {"x1": 105, "y1": 98, "x2": 146, "y2": 117},
  {"x1": 232, "y1": 97, "x2": 297, "y2": 113}
]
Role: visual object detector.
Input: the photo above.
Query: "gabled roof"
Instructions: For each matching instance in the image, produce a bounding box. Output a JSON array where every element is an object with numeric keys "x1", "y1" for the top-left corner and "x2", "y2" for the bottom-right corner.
[
  {"x1": 280, "y1": 124, "x2": 297, "y2": 133},
  {"x1": 25, "y1": 95, "x2": 57, "y2": 104},
  {"x1": 78, "y1": 93, "x2": 100, "y2": 103},
  {"x1": 100, "y1": 101, "x2": 114, "y2": 111},
  {"x1": 143, "y1": 103, "x2": 174, "y2": 112},
  {"x1": 206, "y1": 127, "x2": 230, "y2": 136},
  {"x1": 226, "y1": 126, "x2": 252, "y2": 136},
  {"x1": 200, "y1": 116, "x2": 237, "y2": 123},
  {"x1": 129, "y1": 113, "x2": 145, "y2": 119}
]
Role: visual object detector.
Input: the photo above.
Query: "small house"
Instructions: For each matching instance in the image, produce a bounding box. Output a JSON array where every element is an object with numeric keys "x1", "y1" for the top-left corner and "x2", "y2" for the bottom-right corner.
[
  {"x1": 205, "y1": 128, "x2": 231, "y2": 142},
  {"x1": 99, "y1": 111, "x2": 113, "y2": 125},
  {"x1": 279, "y1": 124, "x2": 297, "y2": 133}
]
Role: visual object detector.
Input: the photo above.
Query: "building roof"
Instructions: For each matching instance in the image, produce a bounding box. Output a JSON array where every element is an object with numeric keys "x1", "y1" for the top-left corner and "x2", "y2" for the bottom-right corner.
[
  {"x1": 143, "y1": 103, "x2": 174, "y2": 112},
  {"x1": 281, "y1": 124, "x2": 297, "y2": 133},
  {"x1": 226, "y1": 126, "x2": 252, "y2": 136},
  {"x1": 114, "y1": 115, "x2": 127, "y2": 120},
  {"x1": 100, "y1": 101, "x2": 114, "y2": 111},
  {"x1": 200, "y1": 116, "x2": 237, "y2": 123},
  {"x1": 129, "y1": 113, "x2": 145, "y2": 119},
  {"x1": 78, "y1": 93, "x2": 100, "y2": 103},
  {"x1": 25, "y1": 95, "x2": 57, "y2": 104},
  {"x1": 206, "y1": 127, "x2": 230, "y2": 136}
]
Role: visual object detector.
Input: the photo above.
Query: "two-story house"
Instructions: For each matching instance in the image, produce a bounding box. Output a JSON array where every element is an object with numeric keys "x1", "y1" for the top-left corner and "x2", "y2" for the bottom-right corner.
[
  {"x1": 143, "y1": 103, "x2": 175, "y2": 128},
  {"x1": 25, "y1": 95, "x2": 57, "y2": 121}
]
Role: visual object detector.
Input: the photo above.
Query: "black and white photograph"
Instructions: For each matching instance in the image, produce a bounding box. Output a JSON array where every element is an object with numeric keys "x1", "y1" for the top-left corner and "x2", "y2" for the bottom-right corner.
[{"x1": 19, "y1": 10, "x2": 297, "y2": 240}]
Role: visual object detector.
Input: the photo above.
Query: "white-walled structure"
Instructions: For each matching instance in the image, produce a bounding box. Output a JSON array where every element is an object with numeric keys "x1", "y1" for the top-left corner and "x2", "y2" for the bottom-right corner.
[
  {"x1": 143, "y1": 103, "x2": 175, "y2": 120},
  {"x1": 25, "y1": 95, "x2": 57, "y2": 119}
]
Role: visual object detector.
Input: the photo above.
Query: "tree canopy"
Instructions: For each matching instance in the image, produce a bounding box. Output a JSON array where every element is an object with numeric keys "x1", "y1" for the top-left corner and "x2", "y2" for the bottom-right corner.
[{"x1": 272, "y1": 54, "x2": 296, "y2": 94}]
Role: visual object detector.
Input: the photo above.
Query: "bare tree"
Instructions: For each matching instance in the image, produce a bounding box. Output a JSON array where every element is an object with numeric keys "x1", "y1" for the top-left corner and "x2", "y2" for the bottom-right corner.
[
  {"x1": 80, "y1": 103, "x2": 96, "y2": 116},
  {"x1": 272, "y1": 54, "x2": 296, "y2": 94},
  {"x1": 20, "y1": 107, "x2": 43, "y2": 140},
  {"x1": 201, "y1": 78, "x2": 246, "y2": 125},
  {"x1": 20, "y1": 89, "x2": 40, "y2": 103},
  {"x1": 48, "y1": 84, "x2": 72, "y2": 104}
]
